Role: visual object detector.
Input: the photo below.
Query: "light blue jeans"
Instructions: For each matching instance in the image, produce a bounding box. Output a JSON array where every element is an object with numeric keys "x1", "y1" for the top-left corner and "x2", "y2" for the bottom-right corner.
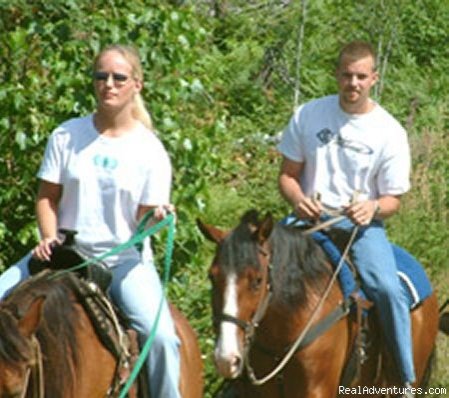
[
  {"x1": 0, "y1": 254, "x2": 181, "y2": 398},
  {"x1": 329, "y1": 217, "x2": 415, "y2": 384}
]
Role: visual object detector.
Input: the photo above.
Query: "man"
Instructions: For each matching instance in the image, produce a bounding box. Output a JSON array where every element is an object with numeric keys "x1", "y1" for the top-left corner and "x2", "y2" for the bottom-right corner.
[{"x1": 277, "y1": 41, "x2": 414, "y2": 394}]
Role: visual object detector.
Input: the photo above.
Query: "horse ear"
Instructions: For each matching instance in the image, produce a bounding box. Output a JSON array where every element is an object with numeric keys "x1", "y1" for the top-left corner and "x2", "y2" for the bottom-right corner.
[
  {"x1": 18, "y1": 296, "x2": 45, "y2": 338},
  {"x1": 241, "y1": 209, "x2": 260, "y2": 233},
  {"x1": 256, "y1": 213, "x2": 274, "y2": 243},
  {"x1": 197, "y1": 219, "x2": 226, "y2": 244}
]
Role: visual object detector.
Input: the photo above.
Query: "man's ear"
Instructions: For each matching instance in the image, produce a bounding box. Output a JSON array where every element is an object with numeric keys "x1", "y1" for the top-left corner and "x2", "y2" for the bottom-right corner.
[{"x1": 371, "y1": 70, "x2": 379, "y2": 87}]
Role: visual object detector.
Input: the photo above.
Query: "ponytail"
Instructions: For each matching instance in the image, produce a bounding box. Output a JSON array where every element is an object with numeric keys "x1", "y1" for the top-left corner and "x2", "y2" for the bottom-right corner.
[{"x1": 133, "y1": 93, "x2": 154, "y2": 131}]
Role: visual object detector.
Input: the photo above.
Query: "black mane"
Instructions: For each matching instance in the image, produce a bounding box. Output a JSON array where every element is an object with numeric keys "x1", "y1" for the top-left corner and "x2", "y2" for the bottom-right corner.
[
  {"x1": 269, "y1": 224, "x2": 330, "y2": 307},
  {"x1": 219, "y1": 212, "x2": 331, "y2": 308},
  {"x1": 218, "y1": 221, "x2": 262, "y2": 274},
  {"x1": 0, "y1": 271, "x2": 80, "y2": 396}
]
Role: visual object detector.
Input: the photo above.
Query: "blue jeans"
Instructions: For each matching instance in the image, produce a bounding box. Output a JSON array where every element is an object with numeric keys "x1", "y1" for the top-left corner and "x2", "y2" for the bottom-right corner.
[
  {"x1": 0, "y1": 254, "x2": 181, "y2": 398},
  {"x1": 330, "y1": 217, "x2": 415, "y2": 383}
]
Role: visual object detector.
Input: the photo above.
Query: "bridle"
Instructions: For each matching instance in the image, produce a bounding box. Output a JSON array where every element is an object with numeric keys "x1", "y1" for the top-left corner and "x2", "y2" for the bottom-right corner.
[
  {"x1": 18, "y1": 335, "x2": 44, "y2": 398},
  {"x1": 214, "y1": 244, "x2": 273, "y2": 369}
]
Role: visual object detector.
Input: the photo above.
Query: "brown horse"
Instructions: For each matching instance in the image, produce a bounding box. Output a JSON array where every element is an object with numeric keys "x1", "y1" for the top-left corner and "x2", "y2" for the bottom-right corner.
[
  {"x1": 198, "y1": 210, "x2": 441, "y2": 397},
  {"x1": 0, "y1": 270, "x2": 203, "y2": 398}
]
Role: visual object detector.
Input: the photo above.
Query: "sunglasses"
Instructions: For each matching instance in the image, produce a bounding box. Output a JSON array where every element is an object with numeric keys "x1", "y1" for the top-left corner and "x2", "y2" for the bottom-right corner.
[{"x1": 93, "y1": 71, "x2": 129, "y2": 84}]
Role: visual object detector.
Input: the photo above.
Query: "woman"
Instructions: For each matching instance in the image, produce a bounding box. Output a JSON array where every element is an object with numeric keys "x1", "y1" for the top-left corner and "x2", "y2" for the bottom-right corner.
[{"x1": 0, "y1": 44, "x2": 181, "y2": 398}]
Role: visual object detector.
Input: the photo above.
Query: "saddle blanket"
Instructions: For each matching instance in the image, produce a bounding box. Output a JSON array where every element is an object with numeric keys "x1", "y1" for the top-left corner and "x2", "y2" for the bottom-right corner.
[{"x1": 281, "y1": 216, "x2": 433, "y2": 309}]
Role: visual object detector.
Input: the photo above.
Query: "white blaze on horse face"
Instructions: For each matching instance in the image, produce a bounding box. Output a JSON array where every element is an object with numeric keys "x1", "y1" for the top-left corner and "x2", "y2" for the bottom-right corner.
[{"x1": 214, "y1": 272, "x2": 243, "y2": 379}]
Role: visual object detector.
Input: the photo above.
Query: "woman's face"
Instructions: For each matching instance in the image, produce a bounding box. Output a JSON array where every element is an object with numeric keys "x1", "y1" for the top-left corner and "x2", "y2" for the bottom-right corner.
[{"x1": 93, "y1": 50, "x2": 142, "y2": 112}]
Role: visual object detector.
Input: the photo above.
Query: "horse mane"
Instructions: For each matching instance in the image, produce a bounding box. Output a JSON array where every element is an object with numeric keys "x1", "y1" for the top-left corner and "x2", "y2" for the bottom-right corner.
[
  {"x1": 0, "y1": 308, "x2": 33, "y2": 369},
  {"x1": 269, "y1": 224, "x2": 331, "y2": 307},
  {"x1": 0, "y1": 271, "x2": 80, "y2": 397},
  {"x1": 218, "y1": 220, "x2": 262, "y2": 274},
  {"x1": 220, "y1": 211, "x2": 331, "y2": 308}
]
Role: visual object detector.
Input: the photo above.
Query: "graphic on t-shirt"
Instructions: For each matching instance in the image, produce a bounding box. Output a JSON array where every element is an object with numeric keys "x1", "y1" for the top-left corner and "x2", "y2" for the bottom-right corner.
[
  {"x1": 316, "y1": 128, "x2": 373, "y2": 155},
  {"x1": 93, "y1": 154, "x2": 118, "y2": 170},
  {"x1": 316, "y1": 128, "x2": 335, "y2": 144}
]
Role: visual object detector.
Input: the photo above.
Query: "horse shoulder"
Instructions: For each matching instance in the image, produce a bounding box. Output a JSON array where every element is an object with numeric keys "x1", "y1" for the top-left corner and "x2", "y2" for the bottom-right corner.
[{"x1": 169, "y1": 303, "x2": 204, "y2": 398}]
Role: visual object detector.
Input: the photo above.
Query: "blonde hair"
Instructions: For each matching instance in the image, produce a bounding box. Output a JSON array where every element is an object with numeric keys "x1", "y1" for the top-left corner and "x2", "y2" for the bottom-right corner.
[{"x1": 94, "y1": 44, "x2": 154, "y2": 130}]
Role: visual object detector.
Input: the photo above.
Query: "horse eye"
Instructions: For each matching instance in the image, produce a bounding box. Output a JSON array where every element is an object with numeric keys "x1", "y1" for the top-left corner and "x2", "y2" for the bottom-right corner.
[{"x1": 250, "y1": 276, "x2": 263, "y2": 291}]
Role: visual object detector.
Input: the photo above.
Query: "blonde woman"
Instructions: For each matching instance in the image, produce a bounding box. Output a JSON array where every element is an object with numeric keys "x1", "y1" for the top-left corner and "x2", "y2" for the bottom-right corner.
[{"x1": 0, "y1": 45, "x2": 181, "y2": 398}]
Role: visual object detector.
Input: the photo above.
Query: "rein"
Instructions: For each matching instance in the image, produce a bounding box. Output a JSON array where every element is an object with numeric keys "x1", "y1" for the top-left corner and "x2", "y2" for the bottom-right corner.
[
  {"x1": 243, "y1": 217, "x2": 360, "y2": 386},
  {"x1": 50, "y1": 211, "x2": 176, "y2": 398},
  {"x1": 20, "y1": 335, "x2": 44, "y2": 398},
  {"x1": 50, "y1": 210, "x2": 174, "y2": 279}
]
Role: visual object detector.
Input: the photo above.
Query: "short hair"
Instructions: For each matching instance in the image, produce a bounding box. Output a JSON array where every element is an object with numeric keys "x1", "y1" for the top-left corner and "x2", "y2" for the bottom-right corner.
[{"x1": 337, "y1": 41, "x2": 377, "y2": 70}]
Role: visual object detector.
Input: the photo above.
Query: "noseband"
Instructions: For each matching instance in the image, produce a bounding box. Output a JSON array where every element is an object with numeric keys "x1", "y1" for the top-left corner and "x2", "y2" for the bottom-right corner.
[{"x1": 215, "y1": 245, "x2": 272, "y2": 347}]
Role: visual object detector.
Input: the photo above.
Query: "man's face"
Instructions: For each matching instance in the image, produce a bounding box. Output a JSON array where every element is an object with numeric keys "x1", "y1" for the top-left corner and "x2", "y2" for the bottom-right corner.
[{"x1": 336, "y1": 55, "x2": 378, "y2": 113}]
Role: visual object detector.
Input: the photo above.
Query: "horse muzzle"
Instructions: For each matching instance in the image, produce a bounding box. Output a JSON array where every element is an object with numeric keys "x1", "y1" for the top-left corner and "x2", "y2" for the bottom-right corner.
[
  {"x1": 214, "y1": 340, "x2": 244, "y2": 379},
  {"x1": 214, "y1": 314, "x2": 248, "y2": 379}
]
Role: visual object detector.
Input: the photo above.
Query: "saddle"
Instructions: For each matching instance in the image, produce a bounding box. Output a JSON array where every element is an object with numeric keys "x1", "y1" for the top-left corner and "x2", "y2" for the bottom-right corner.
[
  {"x1": 27, "y1": 230, "x2": 149, "y2": 398},
  {"x1": 318, "y1": 228, "x2": 433, "y2": 308},
  {"x1": 28, "y1": 229, "x2": 112, "y2": 292},
  {"x1": 281, "y1": 216, "x2": 434, "y2": 387},
  {"x1": 313, "y1": 228, "x2": 433, "y2": 387}
]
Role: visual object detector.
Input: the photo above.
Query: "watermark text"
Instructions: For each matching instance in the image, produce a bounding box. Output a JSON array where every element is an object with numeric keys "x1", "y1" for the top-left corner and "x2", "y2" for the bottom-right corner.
[{"x1": 339, "y1": 386, "x2": 447, "y2": 396}]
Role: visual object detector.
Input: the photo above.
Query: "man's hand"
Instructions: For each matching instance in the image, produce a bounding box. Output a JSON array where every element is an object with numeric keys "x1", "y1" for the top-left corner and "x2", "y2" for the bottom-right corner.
[
  {"x1": 295, "y1": 196, "x2": 323, "y2": 221},
  {"x1": 344, "y1": 200, "x2": 379, "y2": 226}
]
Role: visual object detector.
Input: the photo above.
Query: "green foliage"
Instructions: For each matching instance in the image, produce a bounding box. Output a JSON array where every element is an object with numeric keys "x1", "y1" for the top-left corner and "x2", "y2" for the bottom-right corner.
[{"x1": 1, "y1": 1, "x2": 448, "y2": 395}]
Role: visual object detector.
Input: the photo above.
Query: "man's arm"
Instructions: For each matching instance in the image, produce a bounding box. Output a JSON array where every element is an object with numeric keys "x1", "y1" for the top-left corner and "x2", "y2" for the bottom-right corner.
[
  {"x1": 278, "y1": 156, "x2": 322, "y2": 220},
  {"x1": 345, "y1": 194, "x2": 402, "y2": 226}
]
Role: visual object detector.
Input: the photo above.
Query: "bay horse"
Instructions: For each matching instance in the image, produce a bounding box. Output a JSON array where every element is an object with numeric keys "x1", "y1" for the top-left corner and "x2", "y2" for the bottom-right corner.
[
  {"x1": 198, "y1": 210, "x2": 441, "y2": 397},
  {"x1": 0, "y1": 270, "x2": 203, "y2": 398}
]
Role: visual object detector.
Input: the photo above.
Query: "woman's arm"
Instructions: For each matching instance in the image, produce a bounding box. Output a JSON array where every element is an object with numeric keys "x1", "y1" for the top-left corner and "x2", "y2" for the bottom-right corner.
[{"x1": 33, "y1": 180, "x2": 62, "y2": 260}]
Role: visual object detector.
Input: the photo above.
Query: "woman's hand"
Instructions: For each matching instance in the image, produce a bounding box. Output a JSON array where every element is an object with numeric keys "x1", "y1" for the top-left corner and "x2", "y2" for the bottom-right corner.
[
  {"x1": 32, "y1": 237, "x2": 60, "y2": 262},
  {"x1": 152, "y1": 204, "x2": 176, "y2": 221}
]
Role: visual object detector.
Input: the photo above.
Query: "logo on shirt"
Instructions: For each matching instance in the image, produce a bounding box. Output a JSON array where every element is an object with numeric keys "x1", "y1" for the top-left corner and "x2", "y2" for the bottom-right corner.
[
  {"x1": 316, "y1": 129, "x2": 373, "y2": 155},
  {"x1": 93, "y1": 154, "x2": 118, "y2": 170},
  {"x1": 316, "y1": 128, "x2": 335, "y2": 144}
]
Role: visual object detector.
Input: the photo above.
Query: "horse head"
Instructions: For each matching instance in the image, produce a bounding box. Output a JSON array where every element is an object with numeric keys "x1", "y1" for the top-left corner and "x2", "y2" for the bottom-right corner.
[
  {"x1": 0, "y1": 296, "x2": 45, "y2": 397},
  {"x1": 198, "y1": 210, "x2": 274, "y2": 379}
]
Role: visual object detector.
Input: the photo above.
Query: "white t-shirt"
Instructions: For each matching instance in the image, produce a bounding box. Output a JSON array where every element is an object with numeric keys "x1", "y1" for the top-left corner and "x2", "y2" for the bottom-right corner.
[
  {"x1": 37, "y1": 114, "x2": 172, "y2": 266},
  {"x1": 277, "y1": 95, "x2": 410, "y2": 208}
]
